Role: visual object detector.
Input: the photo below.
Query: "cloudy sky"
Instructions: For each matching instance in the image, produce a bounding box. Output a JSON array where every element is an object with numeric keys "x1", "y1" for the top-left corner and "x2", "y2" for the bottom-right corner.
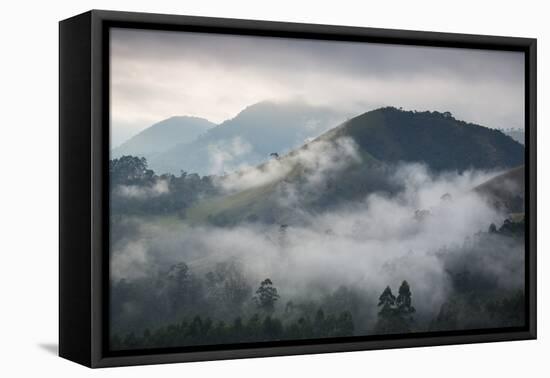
[{"x1": 110, "y1": 27, "x2": 525, "y2": 147}]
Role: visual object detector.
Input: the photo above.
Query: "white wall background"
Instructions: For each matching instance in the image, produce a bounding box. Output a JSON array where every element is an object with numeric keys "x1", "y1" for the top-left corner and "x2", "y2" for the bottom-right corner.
[{"x1": 0, "y1": 0, "x2": 546, "y2": 376}]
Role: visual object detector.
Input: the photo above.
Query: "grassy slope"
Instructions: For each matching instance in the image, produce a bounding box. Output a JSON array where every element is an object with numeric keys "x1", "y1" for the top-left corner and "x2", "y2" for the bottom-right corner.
[
  {"x1": 474, "y1": 165, "x2": 525, "y2": 213},
  {"x1": 186, "y1": 107, "x2": 525, "y2": 225},
  {"x1": 186, "y1": 179, "x2": 281, "y2": 224},
  {"x1": 186, "y1": 145, "x2": 378, "y2": 225}
]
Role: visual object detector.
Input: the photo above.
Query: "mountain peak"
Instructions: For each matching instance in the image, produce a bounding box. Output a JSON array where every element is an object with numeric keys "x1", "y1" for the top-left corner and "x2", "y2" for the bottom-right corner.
[
  {"x1": 321, "y1": 107, "x2": 524, "y2": 172},
  {"x1": 112, "y1": 116, "x2": 215, "y2": 159},
  {"x1": 150, "y1": 101, "x2": 347, "y2": 175},
  {"x1": 228, "y1": 100, "x2": 334, "y2": 121}
]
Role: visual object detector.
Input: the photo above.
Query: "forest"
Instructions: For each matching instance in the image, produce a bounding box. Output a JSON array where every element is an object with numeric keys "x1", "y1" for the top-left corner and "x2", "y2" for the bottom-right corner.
[{"x1": 110, "y1": 154, "x2": 525, "y2": 350}]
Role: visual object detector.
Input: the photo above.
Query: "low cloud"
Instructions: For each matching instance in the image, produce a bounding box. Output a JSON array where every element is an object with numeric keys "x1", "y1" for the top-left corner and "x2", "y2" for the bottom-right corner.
[
  {"x1": 111, "y1": 158, "x2": 519, "y2": 323},
  {"x1": 115, "y1": 179, "x2": 170, "y2": 199},
  {"x1": 214, "y1": 137, "x2": 360, "y2": 193},
  {"x1": 207, "y1": 137, "x2": 254, "y2": 175}
]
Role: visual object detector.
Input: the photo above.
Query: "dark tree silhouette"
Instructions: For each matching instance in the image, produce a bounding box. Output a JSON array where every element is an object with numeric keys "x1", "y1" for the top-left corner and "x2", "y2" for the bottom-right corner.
[
  {"x1": 376, "y1": 282, "x2": 415, "y2": 334},
  {"x1": 110, "y1": 155, "x2": 153, "y2": 185},
  {"x1": 254, "y1": 279, "x2": 280, "y2": 313},
  {"x1": 164, "y1": 262, "x2": 201, "y2": 310},
  {"x1": 378, "y1": 286, "x2": 396, "y2": 315},
  {"x1": 396, "y1": 280, "x2": 415, "y2": 315}
]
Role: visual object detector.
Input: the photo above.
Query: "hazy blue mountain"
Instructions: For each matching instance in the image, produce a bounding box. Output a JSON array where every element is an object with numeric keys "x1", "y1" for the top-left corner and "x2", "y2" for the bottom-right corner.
[
  {"x1": 187, "y1": 107, "x2": 525, "y2": 225},
  {"x1": 149, "y1": 101, "x2": 347, "y2": 175},
  {"x1": 112, "y1": 116, "x2": 215, "y2": 160}
]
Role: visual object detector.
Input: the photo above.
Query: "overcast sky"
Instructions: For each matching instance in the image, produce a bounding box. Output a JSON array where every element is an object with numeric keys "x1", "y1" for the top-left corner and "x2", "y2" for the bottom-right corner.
[{"x1": 110, "y1": 27, "x2": 525, "y2": 147}]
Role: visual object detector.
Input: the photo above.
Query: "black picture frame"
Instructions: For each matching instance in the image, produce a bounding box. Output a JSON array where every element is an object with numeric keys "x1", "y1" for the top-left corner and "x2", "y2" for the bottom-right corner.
[{"x1": 59, "y1": 9, "x2": 537, "y2": 368}]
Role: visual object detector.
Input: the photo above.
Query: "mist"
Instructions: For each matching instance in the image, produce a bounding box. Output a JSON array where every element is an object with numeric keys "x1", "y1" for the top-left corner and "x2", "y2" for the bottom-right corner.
[{"x1": 110, "y1": 160, "x2": 520, "y2": 331}]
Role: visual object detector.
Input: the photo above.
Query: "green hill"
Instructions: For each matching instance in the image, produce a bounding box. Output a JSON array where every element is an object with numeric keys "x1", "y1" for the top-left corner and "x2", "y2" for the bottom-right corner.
[
  {"x1": 475, "y1": 165, "x2": 525, "y2": 213},
  {"x1": 187, "y1": 107, "x2": 525, "y2": 225},
  {"x1": 323, "y1": 107, "x2": 524, "y2": 172}
]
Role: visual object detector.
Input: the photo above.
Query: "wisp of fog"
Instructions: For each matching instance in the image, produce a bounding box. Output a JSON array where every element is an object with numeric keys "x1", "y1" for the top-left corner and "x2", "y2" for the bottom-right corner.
[{"x1": 111, "y1": 137, "x2": 521, "y2": 324}]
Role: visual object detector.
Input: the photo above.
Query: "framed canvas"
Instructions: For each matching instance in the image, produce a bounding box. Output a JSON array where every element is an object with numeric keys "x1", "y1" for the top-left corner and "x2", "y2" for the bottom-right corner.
[{"x1": 59, "y1": 10, "x2": 537, "y2": 368}]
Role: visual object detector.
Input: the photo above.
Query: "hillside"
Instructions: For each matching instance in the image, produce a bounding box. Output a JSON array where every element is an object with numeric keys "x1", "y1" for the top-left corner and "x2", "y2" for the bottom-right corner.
[
  {"x1": 502, "y1": 129, "x2": 525, "y2": 145},
  {"x1": 322, "y1": 107, "x2": 524, "y2": 172},
  {"x1": 186, "y1": 107, "x2": 525, "y2": 226},
  {"x1": 149, "y1": 101, "x2": 347, "y2": 175},
  {"x1": 475, "y1": 165, "x2": 525, "y2": 213},
  {"x1": 112, "y1": 116, "x2": 215, "y2": 159}
]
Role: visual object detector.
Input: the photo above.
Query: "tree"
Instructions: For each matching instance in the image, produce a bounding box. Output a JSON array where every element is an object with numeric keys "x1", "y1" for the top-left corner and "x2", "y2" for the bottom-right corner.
[
  {"x1": 164, "y1": 262, "x2": 201, "y2": 310},
  {"x1": 110, "y1": 155, "x2": 153, "y2": 185},
  {"x1": 278, "y1": 224, "x2": 289, "y2": 246},
  {"x1": 262, "y1": 316, "x2": 283, "y2": 339},
  {"x1": 167, "y1": 262, "x2": 191, "y2": 287},
  {"x1": 335, "y1": 311, "x2": 354, "y2": 336},
  {"x1": 254, "y1": 278, "x2": 280, "y2": 313},
  {"x1": 376, "y1": 282, "x2": 415, "y2": 334},
  {"x1": 441, "y1": 193, "x2": 452, "y2": 202},
  {"x1": 414, "y1": 209, "x2": 431, "y2": 222},
  {"x1": 396, "y1": 280, "x2": 416, "y2": 315},
  {"x1": 378, "y1": 286, "x2": 396, "y2": 315},
  {"x1": 246, "y1": 314, "x2": 262, "y2": 338},
  {"x1": 205, "y1": 262, "x2": 251, "y2": 313},
  {"x1": 313, "y1": 309, "x2": 326, "y2": 336}
]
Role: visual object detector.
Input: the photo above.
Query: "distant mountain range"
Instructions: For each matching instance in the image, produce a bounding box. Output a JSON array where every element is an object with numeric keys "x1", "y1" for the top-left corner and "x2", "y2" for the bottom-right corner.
[
  {"x1": 112, "y1": 101, "x2": 347, "y2": 175},
  {"x1": 185, "y1": 107, "x2": 525, "y2": 225},
  {"x1": 112, "y1": 116, "x2": 215, "y2": 160},
  {"x1": 149, "y1": 101, "x2": 347, "y2": 175},
  {"x1": 113, "y1": 103, "x2": 525, "y2": 177}
]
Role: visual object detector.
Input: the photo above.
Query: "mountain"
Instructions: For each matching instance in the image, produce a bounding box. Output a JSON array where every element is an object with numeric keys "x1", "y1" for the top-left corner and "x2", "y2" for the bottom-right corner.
[
  {"x1": 186, "y1": 107, "x2": 525, "y2": 226},
  {"x1": 501, "y1": 129, "x2": 525, "y2": 145},
  {"x1": 148, "y1": 101, "x2": 347, "y2": 175},
  {"x1": 112, "y1": 116, "x2": 215, "y2": 160},
  {"x1": 321, "y1": 107, "x2": 524, "y2": 172},
  {"x1": 475, "y1": 165, "x2": 525, "y2": 213}
]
